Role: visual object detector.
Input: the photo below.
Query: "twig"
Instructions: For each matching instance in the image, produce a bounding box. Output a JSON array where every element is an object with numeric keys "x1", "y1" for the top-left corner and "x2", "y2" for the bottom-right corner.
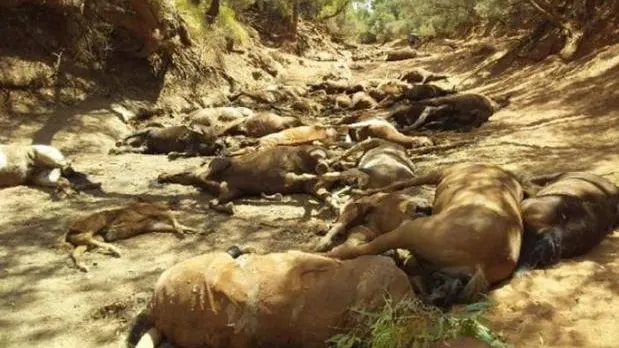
[
  {"x1": 51, "y1": 49, "x2": 64, "y2": 80},
  {"x1": 407, "y1": 140, "x2": 474, "y2": 155}
]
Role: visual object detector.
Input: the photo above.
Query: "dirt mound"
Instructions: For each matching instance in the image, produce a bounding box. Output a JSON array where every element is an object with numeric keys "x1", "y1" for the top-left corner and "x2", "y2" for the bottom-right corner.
[
  {"x1": 52, "y1": 112, "x2": 131, "y2": 156},
  {"x1": 294, "y1": 21, "x2": 349, "y2": 61}
]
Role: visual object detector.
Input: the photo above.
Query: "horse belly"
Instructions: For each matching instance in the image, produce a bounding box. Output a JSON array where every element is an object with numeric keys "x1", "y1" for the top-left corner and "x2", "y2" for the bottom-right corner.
[
  {"x1": 359, "y1": 157, "x2": 414, "y2": 189},
  {"x1": 148, "y1": 138, "x2": 187, "y2": 153},
  {"x1": 419, "y1": 208, "x2": 521, "y2": 284}
]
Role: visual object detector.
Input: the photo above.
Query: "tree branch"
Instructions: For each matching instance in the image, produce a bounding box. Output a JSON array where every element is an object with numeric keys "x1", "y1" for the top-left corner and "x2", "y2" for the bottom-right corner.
[
  {"x1": 205, "y1": 0, "x2": 220, "y2": 24},
  {"x1": 525, "y1": 0, "x2": 568, "y2": 27},
  {"x1": 319, "y1": 0, "x2": 352, "y2": 21}
]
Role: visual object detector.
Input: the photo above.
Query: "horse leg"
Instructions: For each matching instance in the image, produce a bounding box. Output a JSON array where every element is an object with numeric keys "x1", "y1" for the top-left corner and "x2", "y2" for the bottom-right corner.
[
  {"x1": 209, "y1": 182, "x2": 240, "y2": 214},
  {"x1": 315, "y1": 201, "x2": 366, "y2": 251},
  {"x1": 30, "y1": 168, "x2": 76, "y2": 198},
  {"x1": 145, "y1": 209, "x2": 197, "y2": 236},
  {"x1": 343, "y1": 226, "x2": 378, "y2": 247},
  {"x1": 109, "y1": 145, "x2": 148, "y2": 155},
  {"x1": 315, "y1": 221, "x2": 348, "y2": 251},
  {"x1": 324, "y1": 225, "x2": 407, "y2": 260},
  {"x1": 307, "y1": 182, "x2": 339, "y2": 214},
  {"x1": 88, "y1": 238, "x2": 122, "y2": 258},
  {"x1": 167, "y1": 151, "x2": 195, "y2": 160},
  {"x1": 145, "y1": 220, "x2": 196, "y2": 238},
  {"x1": 284, "y1": 172, "x2": 319, "y2": 186},
  {"x1": 158, "y1": 171, "x2": 222, "y2": 196},
  {"x1": 405, "y1": 105, "x2": 447, "y2": 131},
  {"x1": 328, "y1": 138, "x2": 383, "y2": 165},
  {"x1": 70, "y1": 245, "x2": 90, "y2": 272},
  {"x1": 261, "y1": 192, "x2": 284, "y2": 201}
]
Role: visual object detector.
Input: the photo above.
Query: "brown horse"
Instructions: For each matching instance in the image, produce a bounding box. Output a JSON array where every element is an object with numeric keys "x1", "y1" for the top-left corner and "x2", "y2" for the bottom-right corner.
[
  {"x1": 321, "y1": 138, "x2": 419, "y2": 190},
  {"x1": 131, "y1": 250, "x2": 413, "y2": 348},
  {"x1": 324, "y1": 163, "x2": 525, "y2": 306},
  {"x1": 65, "y1": 201, "x2": 196, "y2": 272},
  {"x1": 314, "y1": 188, "x2": 430, "y2": 252},
  {"x1": 518, "y1": 172, "x2": 619, "y2": 269},
  {"x1": 157, "y1": 145, "x2": 336, "y2": 214}
]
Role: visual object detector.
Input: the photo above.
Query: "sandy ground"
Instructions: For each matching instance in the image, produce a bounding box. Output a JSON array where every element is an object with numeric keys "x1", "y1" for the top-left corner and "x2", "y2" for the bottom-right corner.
[{"x1": 1, "y1": 40, "x2": 618, "y2": 348}]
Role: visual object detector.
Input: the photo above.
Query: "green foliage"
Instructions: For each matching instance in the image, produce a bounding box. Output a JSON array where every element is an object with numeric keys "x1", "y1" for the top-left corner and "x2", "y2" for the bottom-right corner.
[
  {"x1": 174, "y1": 0, "x2": 203, "y2": 34},
  {"x1": 173, "y1": 0, "x2": 527, "y2": 45},
  {"x1": 318, "y1": 0, "x2": 352, "y2": 19},
  {"x1": 474, "y1": 0, "x2": 517, "y2": 20},
  {"x1": 217, "y1": 5, "x2": 251, "y2": 45},
  {"x1": 343, "y1": 0, "x2": 525, "y2": 41},
  {"x1": 324, "y1": 1, "x2": 367, "y2": 39},
  {"x1": 328, "y1": 296, "x2": 511, "y2": 348},
  {"x1": 174, "y1": 0, "x2": 249, "y2": 45}
]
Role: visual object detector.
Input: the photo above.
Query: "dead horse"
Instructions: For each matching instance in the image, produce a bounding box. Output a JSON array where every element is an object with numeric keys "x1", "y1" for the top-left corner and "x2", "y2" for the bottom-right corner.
[
  {"x1": 130, "y1": 250, "x2": 413, "y2": 348},
  {"x1": 325, "y1": 163, "x2": 525, "y2": 306},
  {"x1": 518, "y1": 172, "x2": 619, "y2": 269}
]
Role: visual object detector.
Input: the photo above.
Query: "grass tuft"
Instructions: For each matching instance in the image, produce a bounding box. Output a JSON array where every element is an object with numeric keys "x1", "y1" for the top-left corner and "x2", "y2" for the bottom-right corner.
[{"x1": 328, "y1": 295, "x2": 511, "y2": 348}]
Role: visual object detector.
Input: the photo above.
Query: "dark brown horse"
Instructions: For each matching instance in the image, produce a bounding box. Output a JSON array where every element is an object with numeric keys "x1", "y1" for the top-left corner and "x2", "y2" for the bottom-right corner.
[{"x1": 518, "y1": 172, "x2": 619, "y2": 269}]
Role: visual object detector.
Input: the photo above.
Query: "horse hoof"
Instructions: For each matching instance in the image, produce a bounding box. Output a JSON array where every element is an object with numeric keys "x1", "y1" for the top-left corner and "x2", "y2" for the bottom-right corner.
[
  {"x1": 209, "y1": 202, "x2": 234, "y2": 215},
  {"x1": 314, "y1": 240, "x2": 332, "y2": 252}
]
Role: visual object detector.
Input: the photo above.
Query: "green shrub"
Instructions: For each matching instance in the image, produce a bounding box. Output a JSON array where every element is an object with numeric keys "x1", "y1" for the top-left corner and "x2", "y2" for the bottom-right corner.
[
  {"x1": 328, "y1": 296, "x2": 511, "y2": 348},
  {"x1": 174, "y1": 0, "x2": 249, "y2": 45},
  {"x1": 216, "y1": 5, "x2": 250, "y2": 45},
  {"x1": 343, "y1": 0, "x2": 527, "y2": 41}
]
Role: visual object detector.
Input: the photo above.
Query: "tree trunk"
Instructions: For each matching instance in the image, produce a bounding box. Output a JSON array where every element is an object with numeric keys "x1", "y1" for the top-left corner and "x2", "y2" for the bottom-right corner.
[
  {"x1": 291, "y1": 0, "x2": 299, "y2": 39},
  {"x1": 525, "y1": 0, "x2": 568, "y2": 27},
  {"x1": 525, "y1": 0, "x2": 584, "y2": 60},
  {"x1": 205, "y1": 0, "x2": 220, "y2": 24}
]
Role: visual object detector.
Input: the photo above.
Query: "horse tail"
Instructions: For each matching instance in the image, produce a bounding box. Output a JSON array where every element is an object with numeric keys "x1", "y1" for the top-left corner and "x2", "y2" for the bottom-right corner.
[
  {"x1": 127, "y1": 310, "x2": 160, "y2": 348},
  {"x1": 517, "y1": 227, "x2": 563, "y2": 271},
  {"x1": 134, "y1": 328, "x2": 162, "y2": 348}
]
